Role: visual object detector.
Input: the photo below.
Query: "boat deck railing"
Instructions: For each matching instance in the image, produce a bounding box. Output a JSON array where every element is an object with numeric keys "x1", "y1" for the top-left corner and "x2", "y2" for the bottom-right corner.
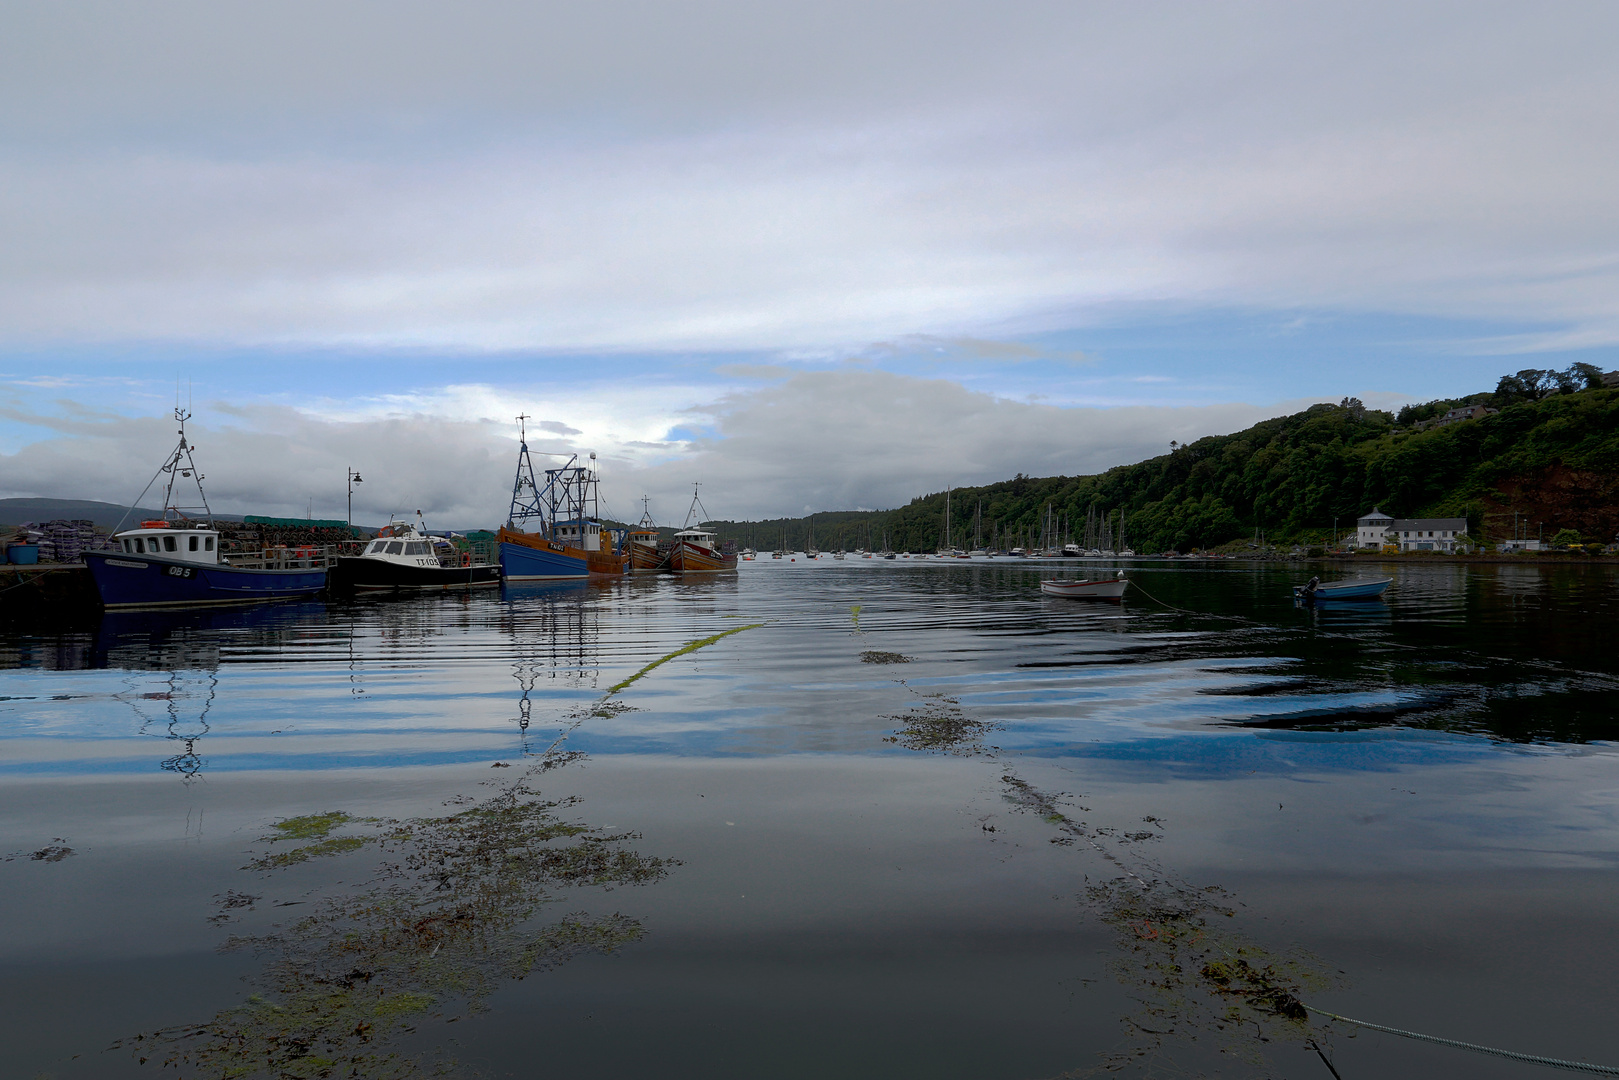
[{"x1": 223, "y1": 544, "x2": 346, "y2": 571}]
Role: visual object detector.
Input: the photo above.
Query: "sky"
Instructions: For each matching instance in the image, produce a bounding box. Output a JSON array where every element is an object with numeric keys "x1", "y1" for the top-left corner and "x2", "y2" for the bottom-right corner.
[{"x1": 2, "y1": 2, "x2": 1617, "y2": 527}]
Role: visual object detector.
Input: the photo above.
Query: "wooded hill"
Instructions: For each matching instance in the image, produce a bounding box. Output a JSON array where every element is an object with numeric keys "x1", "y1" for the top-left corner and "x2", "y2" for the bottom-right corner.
[{"x1": 712, "y1": 368, "x2": 1619, "y2": 554}]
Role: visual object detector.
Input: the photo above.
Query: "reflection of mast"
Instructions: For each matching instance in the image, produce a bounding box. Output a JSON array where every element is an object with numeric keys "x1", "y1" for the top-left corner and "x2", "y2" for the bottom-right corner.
[
  {"x1": 123, "y1": 669, "x2": 218, "y2": 781},
  {"x1": 505, "y1": 588, "x2": 600, "y2": 747}
]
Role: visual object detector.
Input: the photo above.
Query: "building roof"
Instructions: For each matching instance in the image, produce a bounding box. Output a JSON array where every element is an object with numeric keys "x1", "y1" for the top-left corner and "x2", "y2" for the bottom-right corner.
[
  {"x1": 1387, "y1": 518, "x2": 1467, "y2": 532},
  {"x1": 1357, "y1": 507, "x2": 1392, "y2": 524}
]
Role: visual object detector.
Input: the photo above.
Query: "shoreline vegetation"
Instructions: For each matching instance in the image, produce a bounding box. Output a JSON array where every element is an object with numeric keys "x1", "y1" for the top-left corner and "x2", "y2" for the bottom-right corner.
[{"x1": 711, "y1": 366, "x2": 1619, "y2": 557}]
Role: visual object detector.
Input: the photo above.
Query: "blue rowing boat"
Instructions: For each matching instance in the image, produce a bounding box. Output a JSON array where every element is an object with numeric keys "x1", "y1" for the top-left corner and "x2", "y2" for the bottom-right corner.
[{"x1": 1293, "y1": 576, "x2": 1392, "y2": 601}]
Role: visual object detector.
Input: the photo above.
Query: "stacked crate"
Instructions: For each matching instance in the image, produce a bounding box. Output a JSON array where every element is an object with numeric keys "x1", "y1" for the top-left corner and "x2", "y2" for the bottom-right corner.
[{"x1": 36, "y1": 519, "x2": 99, "y2": 562}]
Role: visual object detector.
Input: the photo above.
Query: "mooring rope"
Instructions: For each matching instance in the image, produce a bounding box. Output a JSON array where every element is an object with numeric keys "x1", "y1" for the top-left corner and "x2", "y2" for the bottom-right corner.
[
  {"x1": 1119, "y1": 576, "x2": 1251, "y2": 622},
  {"x1": 1306, "y1": 1003, "x2": 1619, "y2": 1075}
]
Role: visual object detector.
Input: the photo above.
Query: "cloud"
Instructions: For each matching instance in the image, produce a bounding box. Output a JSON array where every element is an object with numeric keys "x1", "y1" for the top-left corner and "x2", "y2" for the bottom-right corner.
[
  {"x1": 0, "y1": 368, "x2": 1322, "y2": 524},
  {"x1": 536, "y1": 420, "x2": 581, "y2": 436},
  {"x1": 2, "y1": 4, "x2": 1618, "y2": 354}
]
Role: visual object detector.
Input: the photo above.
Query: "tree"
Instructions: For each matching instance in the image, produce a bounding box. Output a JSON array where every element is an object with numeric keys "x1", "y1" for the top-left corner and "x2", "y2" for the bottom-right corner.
[
  {"x1": 1570, "y1": 361, "x2": 1606, "y2": 390},
  {"x1": 1551, "y1": 528, "x2": 1583, "y2": 548}
]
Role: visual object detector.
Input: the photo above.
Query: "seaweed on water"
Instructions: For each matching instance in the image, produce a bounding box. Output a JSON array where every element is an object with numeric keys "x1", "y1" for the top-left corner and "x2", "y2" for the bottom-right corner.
[
  {"x1": 3, "y1": 838, "x2": 75, "y2": 862},
  {"x1": 602, "y1": 623, "x2": 765, "y2": 696},
  {"x1": 860, "y1": 651, "x2": 912, "y2": 664},
  {"x1": 119, "y1": 764, "x2": 673, "y2": 1075},
  {"x1": 121, "y1": 759, "x2": 677, "y2": 1078},
  {"x1": 1068, "y1": 878, "x2": 1336, "y2": 1076},
  {"x1": 117, "y1": 616, "x2": 766, "y2": 1079},
  {"x1": 876, "y1": 680, "x2": 1341, "y2": 1076},
  {"x1": 883, "y1": 701, "x2": 994, "y2": 754}
]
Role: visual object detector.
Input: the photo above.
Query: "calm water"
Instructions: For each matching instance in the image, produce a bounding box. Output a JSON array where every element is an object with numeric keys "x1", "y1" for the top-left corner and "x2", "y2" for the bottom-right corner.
[{"x1": 3, "y1": 559, "x2": 1619, "y2": 1079}]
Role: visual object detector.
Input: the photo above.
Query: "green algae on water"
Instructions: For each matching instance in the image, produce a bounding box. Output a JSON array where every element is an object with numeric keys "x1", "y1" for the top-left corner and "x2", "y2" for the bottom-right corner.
[
  {"x1": 125, "y1": 754, "x2": 677, "y2": 1079},
  {"x1": 603, "y1": 623, "x2": 764, "y2": 696}
]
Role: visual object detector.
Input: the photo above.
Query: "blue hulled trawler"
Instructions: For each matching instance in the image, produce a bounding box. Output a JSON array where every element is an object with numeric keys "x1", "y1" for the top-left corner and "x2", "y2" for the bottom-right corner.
[
  {"x1": 83, "y1": 409, "x2": 329, "y2": 609},
  {"x1": 496, "y1": 417, "x2": 627, "y2": 580}
]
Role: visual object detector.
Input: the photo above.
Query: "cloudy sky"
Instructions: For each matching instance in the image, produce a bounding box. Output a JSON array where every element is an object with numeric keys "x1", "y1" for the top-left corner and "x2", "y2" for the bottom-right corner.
[{"x1": 2, "y1": 2, "x2": 1616, "y2": 525}]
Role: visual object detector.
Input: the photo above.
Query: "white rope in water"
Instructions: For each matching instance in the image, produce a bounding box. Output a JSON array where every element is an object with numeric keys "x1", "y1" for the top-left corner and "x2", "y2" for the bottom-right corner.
[{"x1": 1306, "y1": 1004, "x2": 1619, "y2": 1075}]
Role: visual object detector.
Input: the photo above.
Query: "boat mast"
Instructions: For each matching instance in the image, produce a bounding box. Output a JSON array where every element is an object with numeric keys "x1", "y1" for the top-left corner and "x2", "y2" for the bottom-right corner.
[
  {"x1": 506, "y1": 414, "x2": 549, "y2": 532},
  {"x1": 159, "y1": 406, "x2": 212, "y2": 522},
  {"x1": 682, "y1": 483, "x2": 710, "y2": 529}
]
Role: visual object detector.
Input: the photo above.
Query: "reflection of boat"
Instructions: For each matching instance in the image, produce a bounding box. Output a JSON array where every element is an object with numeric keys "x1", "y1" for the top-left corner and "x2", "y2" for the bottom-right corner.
[
  {"x1": 1040, "y1": 572, "x2": 1128, "y2": 600},
  {"x1": 1294, "y1": 576, "x2": 1392, "y2": 601},
  {"x1": 498, "y1": 419, "x2": 627, "y2": 580},
  {"x1": 668, "y1": 485, "x2": 738, "y2": 574},
  {"x1": 332, "y1": 516, "x2": 500, "y2": 592},
  {"x1": 85, "y1": 408, "x2": 328, "y2": 609}
]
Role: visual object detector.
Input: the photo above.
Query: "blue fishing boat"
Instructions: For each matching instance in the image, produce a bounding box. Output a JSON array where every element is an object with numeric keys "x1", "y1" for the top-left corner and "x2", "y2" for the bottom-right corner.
[
  {"x1": 496, "y1": 417, "x2": 627, "y2": 581},
  {"x1": 1293, "y1": 575, "x2": 1393, "y2": 602},
  {"x1": 83, "y1": 408, "x2": 329, "y2": 609}
]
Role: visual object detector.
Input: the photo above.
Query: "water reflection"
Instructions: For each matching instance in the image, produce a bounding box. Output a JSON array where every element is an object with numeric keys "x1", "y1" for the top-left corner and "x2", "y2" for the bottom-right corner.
[{"x1": 120, "y1": 669, "x2": 218, "y2": 780}]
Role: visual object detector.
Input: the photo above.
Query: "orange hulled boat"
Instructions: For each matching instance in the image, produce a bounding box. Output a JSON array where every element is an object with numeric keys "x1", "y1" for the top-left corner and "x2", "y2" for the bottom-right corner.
[
  {"x1": 626, "y1": 496, "x2": 667, "y2": 573},
  {"x1": 667, "y1": 484, "x2": 738, "y2": 574}
]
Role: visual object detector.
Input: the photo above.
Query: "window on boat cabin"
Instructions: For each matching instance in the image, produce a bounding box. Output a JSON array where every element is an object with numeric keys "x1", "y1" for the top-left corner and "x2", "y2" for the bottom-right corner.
[
  {"x1": 205, "y1": 537, "x2": 214, "y2": 551},
  {"x1": 121, "y1": 539, "x2": 132, "y2": 553},
  {"x1": 408, "y1": 541, "x2": 429, "y2": 555},
  {"x1": 366, "y1": 541, "x2": 384, "y2": 554},
  {"x1": 164, "y1": 535, "x2": 177, "y2": 552},
  {"x1": 385, "y1": 541, "x2": 404, "y2": 555},
  {"x1": 132, "y1": 538, "x2": 145, "y2": 553},
  {"x1": 188, "y1": 535, "x2": 198, "y2": 551}
]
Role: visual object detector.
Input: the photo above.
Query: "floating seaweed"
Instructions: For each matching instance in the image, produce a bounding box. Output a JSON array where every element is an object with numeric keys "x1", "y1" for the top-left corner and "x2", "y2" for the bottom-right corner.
[
  {"x1": 875, "y1": 665, "x2": 1341, "y2": 1076},
  {"x1": 120, "y1": 762, "x2": 674, "y2": 1078},
  {"x1": 882, "y1": 685, "x2": 996, "y2": 754},
  {"x1": 118, "y1": 620, "x2": 769, "y2": 1078}
]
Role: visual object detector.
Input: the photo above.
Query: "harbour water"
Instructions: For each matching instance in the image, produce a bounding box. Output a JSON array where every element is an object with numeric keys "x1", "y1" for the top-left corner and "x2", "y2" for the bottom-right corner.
[{"x1": 3, "y1": 559, "x2": 1618, "y2": 1078}]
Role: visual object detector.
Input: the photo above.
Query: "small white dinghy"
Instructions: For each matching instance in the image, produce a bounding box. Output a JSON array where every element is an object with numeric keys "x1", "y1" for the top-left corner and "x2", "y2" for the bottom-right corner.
[{"x1": 1040, "y1": 570, "x2": 1128, "y2": 600}]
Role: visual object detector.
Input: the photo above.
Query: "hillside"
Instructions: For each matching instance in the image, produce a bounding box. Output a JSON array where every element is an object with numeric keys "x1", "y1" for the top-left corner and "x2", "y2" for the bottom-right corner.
[
  {"x1": 0, "y1": 498, "x2": 169, "y2": 529},
  {"x1": 714, "y1": 371, "x2": 1619, "y2": 553}
]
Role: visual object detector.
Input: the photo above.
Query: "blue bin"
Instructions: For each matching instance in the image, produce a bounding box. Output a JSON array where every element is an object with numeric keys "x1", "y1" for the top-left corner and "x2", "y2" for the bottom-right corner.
[{"x1": 7, "y1": 544, "x2": 39, "y2": 565}]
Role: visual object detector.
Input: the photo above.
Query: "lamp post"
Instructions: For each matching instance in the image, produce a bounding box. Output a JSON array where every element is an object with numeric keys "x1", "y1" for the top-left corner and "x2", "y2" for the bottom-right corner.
[{"x1": 347, "y1": 468, "x2": 364, "y2": 527}]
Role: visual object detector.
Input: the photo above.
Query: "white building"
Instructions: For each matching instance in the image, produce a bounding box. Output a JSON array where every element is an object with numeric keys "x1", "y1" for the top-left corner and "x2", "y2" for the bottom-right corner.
[
  {"x1": 1356, "y1": 508, "x2": 1394, "y2": 548},
  {"x1": 1356, "y1": 508, "x2": 1467, "y2": 551}
]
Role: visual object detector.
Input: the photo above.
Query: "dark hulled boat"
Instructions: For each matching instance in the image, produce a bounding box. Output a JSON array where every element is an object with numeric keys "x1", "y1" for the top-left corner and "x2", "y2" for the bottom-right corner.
[{"x1": 331, "y1": 519, "x2": 500, "y2": 592}]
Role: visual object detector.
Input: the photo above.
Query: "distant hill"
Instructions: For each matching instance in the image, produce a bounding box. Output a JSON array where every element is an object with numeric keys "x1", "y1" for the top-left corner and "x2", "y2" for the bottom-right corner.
[
  {"x1": 0, "y1": 499, "x2": 245, "y2": 529},
  {"x1": 710, "y1": 368, "x2": 1619, "y2": 553}
]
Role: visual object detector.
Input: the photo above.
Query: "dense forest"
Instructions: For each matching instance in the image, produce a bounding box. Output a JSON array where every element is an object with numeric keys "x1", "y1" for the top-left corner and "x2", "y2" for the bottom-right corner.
[{"x1": 711, "y1": 366, "x2": 1619, "y2": 554}]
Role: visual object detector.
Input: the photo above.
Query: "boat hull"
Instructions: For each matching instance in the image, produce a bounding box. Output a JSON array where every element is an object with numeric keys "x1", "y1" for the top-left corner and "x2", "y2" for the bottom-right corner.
[
  {"x1": 332, "y1": 558, "x2": 501, "y2": 592},
  {"x1": 84, "y1": 550, "x2": 327, "y2": 609},
  {"x1": 1295, "y1": 577, "x2": 1392, "y2": 601},
  {"x1": 629, "y1": 541, "x2": 667, "y2": 573},
  {"x1": 1040, "y1": 578, "x2": 1128, "y2": 600},
  {"x1": 669, "y1": 540, "x2": 738, "y2": 574},
  {"x1": 498, "y1": 527, "x2": 627, "y2": 580},
  {"x1": 499, "y1": 539, "x2": 586, "y2": 580}
]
